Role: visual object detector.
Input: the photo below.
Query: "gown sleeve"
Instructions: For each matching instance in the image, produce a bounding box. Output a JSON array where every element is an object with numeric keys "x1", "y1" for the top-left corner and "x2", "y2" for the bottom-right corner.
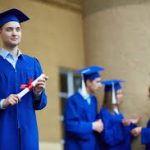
[
  {"x1": 141, "y1": 119, "x2": 150, "y2": 150},
  {"x1": 141, "y1": 128, "x2": 150, "y2": 144},
  {"x1": 64, "y1": 96, "x2": 93, "y2": 140},
  {"x1": 32, "y1": 58, "x2": 47, "y2": 110},
  {"x1": 99, "y1": 108, "x2": 125, "y2": 146}
]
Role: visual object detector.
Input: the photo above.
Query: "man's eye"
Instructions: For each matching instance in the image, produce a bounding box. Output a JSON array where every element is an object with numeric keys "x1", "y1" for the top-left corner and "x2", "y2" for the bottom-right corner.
[
  {"x1": 16, "y1": 28, "x2": 21, "y2": 32},
  {"x1": 6, "y1": 28, "x2": 12, "y2": 32}
]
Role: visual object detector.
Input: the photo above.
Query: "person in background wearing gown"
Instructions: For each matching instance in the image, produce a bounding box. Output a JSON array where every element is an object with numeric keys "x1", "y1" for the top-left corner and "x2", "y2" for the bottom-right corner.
[
  {"x1": 99, "y1": 79, "x2": 140, "y2": 150},
  {"x1": 64, "y1": 66, "x2": 105, "y2": 150},
  {"x1": 131, "y1": 86, "x2": 150, "y2": 150}
]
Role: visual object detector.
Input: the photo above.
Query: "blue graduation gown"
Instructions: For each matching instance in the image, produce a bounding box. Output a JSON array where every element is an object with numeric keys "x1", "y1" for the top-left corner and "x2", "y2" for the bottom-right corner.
[
  {"x1": 64, "y1": 92, "x2": 100, "y2": 150},
  {"x1": 0, "y1": 55, "x2": 47, "y2": 150},
  {"x1": 99, "y1": 107, "x2": 136, "y2": 150},
  {"x1": 141, "y1": 119, "x2": 150, "y2": 150}
]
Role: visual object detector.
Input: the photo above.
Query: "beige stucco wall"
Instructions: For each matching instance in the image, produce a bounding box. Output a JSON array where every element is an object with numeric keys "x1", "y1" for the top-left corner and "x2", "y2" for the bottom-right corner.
[
  {"x1": 2, "y1": 0, "x2": 150, "y2": 149},
  {"x1": 84, "y1": 0, "x2": 150, "y2": 149},
  {"x1": 0, "y1": 0, "x2": 84, "y2": 143}
]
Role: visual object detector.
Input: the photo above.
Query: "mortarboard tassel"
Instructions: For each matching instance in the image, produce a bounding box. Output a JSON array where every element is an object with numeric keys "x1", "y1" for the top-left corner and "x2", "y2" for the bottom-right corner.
[
  {"x1": 112, "y1": 82, "x2": 117, "y2": 104},
  {"x1": 81, "y1": 74, "x2": 88, "y2": 97}
]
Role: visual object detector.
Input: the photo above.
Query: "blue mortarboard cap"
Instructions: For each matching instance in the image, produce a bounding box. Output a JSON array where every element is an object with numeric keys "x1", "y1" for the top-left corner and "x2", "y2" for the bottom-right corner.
[
  {"x1": 78, "y1": 66, "x2": 104, "y2": 98},
  {"x1": 101, "y1": 79, "x2": 124, "y2": 92},
  {"x1": 0, "y1": 8, "x2": 29, "y2": 26},
  {"x1": 101, "y1": 79, "x2": 124, "y2": 104},
  {"x1": 79, "y1": 66, "x2": 105, "y2": 81}
]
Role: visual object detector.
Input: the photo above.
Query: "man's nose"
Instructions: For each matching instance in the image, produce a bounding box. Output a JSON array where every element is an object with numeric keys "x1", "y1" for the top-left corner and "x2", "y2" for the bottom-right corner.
[
  {"x1": 12, "y1": 30, "x2": 17, "y2": 35},
  {"x1": 99, "y1": 82, "x2": 103, "y2": 87}
]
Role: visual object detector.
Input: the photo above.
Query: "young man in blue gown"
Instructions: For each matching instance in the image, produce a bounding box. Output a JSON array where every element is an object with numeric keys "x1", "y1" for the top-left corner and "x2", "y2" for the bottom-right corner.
[
  {"x1": 0, "y1": 8, "x2": 48, "y2": 150},
  {"x1": 64, "y1": 66, "x2": 104, "y2": 150}
]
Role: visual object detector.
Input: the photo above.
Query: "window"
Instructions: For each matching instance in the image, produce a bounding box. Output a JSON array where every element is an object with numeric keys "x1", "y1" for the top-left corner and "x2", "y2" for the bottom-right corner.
[{"x1": 59, "y1": 68, "x2": 81, "y2": 143}]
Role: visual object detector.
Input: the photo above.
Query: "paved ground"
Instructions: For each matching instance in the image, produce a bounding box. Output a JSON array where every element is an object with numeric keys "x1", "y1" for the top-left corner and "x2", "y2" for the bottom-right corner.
[{"x1": 40, "y1": 142, "x2": 63, "y2": 150}]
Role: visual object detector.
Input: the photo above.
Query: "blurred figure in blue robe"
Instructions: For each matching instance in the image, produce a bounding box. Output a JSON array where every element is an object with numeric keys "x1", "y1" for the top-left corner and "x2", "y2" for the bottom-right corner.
[
  {"x1": 64, "y1": 66, "x2": 105, "y2": 150},
  {"x1": 0, "y1": 8, "x2": 48, "y2": 150},
  {"x1": 99, "y1": 80, "x2": 139, "y2": 150},
  {"x1": 131, "y1": 86, "x2": 150, "y2": 150}
]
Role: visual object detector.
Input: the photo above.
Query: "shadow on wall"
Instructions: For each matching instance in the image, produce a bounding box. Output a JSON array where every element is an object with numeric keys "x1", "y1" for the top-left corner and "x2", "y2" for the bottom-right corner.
[{"x1": 84, "y1": 0, "x2": 150, "y2": 15}]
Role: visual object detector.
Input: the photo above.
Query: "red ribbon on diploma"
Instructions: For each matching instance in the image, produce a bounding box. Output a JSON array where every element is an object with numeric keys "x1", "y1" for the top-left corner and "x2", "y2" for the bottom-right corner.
[{"x1": 20, "y1": 78, "x2": 33, "y2": 90}]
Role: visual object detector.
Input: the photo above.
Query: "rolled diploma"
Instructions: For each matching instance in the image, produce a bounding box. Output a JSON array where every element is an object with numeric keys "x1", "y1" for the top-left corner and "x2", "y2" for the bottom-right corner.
[{"x1": 17, "y1": 74, "x2": 45, "y2": 99}]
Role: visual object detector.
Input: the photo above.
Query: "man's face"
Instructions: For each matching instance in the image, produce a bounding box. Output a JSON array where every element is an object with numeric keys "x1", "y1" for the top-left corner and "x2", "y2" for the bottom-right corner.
[
  {"x1": 87, "y1": 77, "x2": 102, "y2": 93},
  {"x1": 0, "y1": 21, "x2": 22, "y2": 47},
  {"x1": 116, "y1": 89, "x2": 123, "y2": 104}
]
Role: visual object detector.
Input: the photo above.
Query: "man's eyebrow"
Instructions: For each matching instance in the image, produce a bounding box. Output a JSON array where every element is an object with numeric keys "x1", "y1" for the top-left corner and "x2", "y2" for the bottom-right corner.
[{"x1": 5, "y1": 26, "x2": 21, "y2": 29}]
